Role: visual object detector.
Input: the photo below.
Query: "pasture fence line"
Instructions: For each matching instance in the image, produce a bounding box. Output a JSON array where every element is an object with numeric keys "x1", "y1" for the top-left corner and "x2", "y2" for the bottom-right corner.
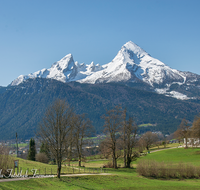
[{"x1": 0, "y1": 166, "x2": 107, "y2": 179}]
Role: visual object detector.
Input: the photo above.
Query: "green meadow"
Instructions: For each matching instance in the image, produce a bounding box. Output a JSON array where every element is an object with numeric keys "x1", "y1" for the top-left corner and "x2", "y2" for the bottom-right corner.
[
  {"x1": 1, "y1": 147, "x2": 200, "y2": 189},
  {"x1": 139, "y1": 148, "x2": 200, "y2": 165}
]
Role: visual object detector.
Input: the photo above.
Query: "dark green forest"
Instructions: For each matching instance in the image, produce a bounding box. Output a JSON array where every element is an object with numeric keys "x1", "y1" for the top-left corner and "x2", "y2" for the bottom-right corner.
[{"x1": 0, "y1": 78, "x2": 200, "y2": 140}]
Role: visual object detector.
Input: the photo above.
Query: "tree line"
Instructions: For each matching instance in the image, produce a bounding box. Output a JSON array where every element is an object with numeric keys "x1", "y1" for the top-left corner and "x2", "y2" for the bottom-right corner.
[
  {"x1": 36, "y1": 99, "x2": 163, "y2": 178},
  {"x1": 37, "y1": 100, "x2": 140, "y2": 177},
  {"x1": 100, "y1": 106, "x2": 139, "y2": 169}
]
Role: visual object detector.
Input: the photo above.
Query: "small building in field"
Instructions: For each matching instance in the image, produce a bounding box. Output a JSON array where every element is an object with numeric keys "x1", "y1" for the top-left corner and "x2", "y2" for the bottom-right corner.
[{"x1": 184, "y1": 138, "x2": 200, "y2": 146}]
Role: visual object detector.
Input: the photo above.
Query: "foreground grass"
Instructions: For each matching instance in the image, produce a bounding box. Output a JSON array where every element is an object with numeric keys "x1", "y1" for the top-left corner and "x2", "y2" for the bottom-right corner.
[{"x1": 1, "y1": 168, "x2": 200, "y2": 190}]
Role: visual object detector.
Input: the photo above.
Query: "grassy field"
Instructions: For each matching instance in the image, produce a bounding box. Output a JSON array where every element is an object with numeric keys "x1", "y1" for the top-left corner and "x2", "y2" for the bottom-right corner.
[
  {"x1": 138, "y1": 147, "x2": 200, "y2": 165},
  {"x1": 10, "y1": 143, "x2": 28, "y2": 148},
  {"x1": 138, "y1": 123, "x2": 153, "y2": 127},
  {"x1": 1, "y1": 146, "x2": 200, "y2": 189},
  {"x1": 80, "y1": 143, "x2": 181, "y2": 168}
]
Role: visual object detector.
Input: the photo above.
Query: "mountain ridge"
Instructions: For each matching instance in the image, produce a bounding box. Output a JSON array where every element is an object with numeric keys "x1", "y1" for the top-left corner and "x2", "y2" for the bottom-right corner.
[{"x1": 10, "y1": 41, "x2": 200, "y2": 100}]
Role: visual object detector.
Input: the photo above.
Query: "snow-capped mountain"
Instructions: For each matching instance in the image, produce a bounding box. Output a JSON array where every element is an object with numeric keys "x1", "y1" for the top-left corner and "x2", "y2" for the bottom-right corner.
[
  {"x1": 11, "y1": 53, "x2": 103, "y2": 86},
  {"x1": 10, "y1": 41, "x2": 200, "y2": 100},
  {"x1": 77, "y1": 42, "x2": 186, "y2": 86}
]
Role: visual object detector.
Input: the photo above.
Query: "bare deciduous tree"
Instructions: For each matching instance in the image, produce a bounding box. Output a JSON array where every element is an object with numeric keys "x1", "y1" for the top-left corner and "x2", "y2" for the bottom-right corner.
[
  {"x1": 173, "y1": 128, "x2": 183, "y2": 144},
  {"x1": 122, "y1": 108, "x2": 127, "y2": 168},
  {"x1": 121, "y1": 108, "x2": 138, "y2": 168},
  {"x1": 67, "y1": 112, "x2": 76, "y2": 166},
  {"x1": 37, "y1": 99, "x2": 73, "y2": 178},
  {"x1": 125, "y1": 116, "x2": 138, "y2": 168},
  {"x1": 102, "y1": 105, "x2": 123, "y2": 169},
  {"x1": 102, "y1": 106, "x2": 138, "y2": 168},
  {"x1": 99, "y1": 139, "x2": 112, "y2": 159},
  {"x1": 139, "y1": 131, "x2": 158, "y2": 151},
  {"x1": 179, "y1": 118, "x2": 191, "y2": 148},
  {"x1": 137, "y1": 138, "x2": 145, "y2": 153},
  {"x1": 192, "y1": 114, "x2": 200, "y2": 139},
  {"x1": 73, "y1": 113, "x2": 94, "y2": 167}
]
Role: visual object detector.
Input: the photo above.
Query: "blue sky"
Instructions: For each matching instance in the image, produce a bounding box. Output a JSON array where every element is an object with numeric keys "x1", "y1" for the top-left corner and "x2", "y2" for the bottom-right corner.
[{"x1": 0, "y1": 0, "x2": 200, "y2": 86}]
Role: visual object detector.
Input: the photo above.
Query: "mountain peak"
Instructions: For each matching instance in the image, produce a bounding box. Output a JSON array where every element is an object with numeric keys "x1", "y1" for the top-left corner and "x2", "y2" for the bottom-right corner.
[
  {"x1": 124, "y1": 41, "x2": 139, "y2": 48},
  {"x1": 51, "y1": 53, "x2": 74, "y2": 70},
  {"x1": 122, "y1": 41, "x2": 147, "y2": 56}
]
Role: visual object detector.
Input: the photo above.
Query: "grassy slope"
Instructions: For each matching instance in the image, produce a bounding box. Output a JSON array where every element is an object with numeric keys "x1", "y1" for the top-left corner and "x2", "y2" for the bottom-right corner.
[
  {"x1": 137, "y1": 147, "x2": 200, "y2": 165},
  {"x1": 13, "y1": 157, "x2": 58, "y2": 175},
  {"x1": 14, "y1": 158, "x2": 91, "y2": 175}
]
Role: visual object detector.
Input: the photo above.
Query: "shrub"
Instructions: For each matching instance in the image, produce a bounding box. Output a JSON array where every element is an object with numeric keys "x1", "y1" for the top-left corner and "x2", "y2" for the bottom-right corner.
[
  {"x1": 136, "y1": 160, "x2": 149, "y2": 176},
  {"x1": 137, "y1": 160, "x2": 200, "y2": 179},
  {"x1": 0, "y1": 146, "x2": 13, "y2": 176},
  {"x1": 35, "y1": 153, "x2": 49, "y2": 163},
  {"x1": 149, "y1": 160, "x2": 160, "y2": 177},
  {"x1": 103, "y1": 161, "x2": 113, "y2": 168}
]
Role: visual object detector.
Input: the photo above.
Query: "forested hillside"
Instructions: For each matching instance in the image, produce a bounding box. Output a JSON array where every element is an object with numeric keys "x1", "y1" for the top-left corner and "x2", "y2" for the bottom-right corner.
[{"x1": 0, "y1": 78, "x2": 200, "y2": 140}]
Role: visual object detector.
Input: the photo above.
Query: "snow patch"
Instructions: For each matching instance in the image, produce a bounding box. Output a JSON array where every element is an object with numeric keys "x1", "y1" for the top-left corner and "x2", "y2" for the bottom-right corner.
[
  {"x1": 155, "y1": 88, "x2": 193, "y2": 100},
  {"x1": 167, "y1": 91, "x2": 190, "y2": 100}
]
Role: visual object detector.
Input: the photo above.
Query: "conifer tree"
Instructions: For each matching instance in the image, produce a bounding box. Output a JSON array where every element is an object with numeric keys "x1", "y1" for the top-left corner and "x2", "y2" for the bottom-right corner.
[{"x1": 28, "y1": 138, "x2": 36, "y2": 161}]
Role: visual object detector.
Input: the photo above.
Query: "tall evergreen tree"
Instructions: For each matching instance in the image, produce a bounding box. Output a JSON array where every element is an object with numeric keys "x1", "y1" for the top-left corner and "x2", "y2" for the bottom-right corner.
[{"x1": 28, "y1": 138, "x2": 36, "y2": 161}]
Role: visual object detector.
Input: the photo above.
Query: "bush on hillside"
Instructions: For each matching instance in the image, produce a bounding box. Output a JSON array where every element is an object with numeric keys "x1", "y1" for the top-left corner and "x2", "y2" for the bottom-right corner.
[
  {"x1": 35, "y1": 153, "x2": 49, "y2": 163},
  {"x1": 137, "y1": 160, "x2": 200, "y2": 179}
]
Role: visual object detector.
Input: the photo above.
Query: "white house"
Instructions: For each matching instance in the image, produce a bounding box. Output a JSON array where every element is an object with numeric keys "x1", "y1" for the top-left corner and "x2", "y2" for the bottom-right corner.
[{"x1": 184, "y1": 138, "x2": 200, "y2": 146}]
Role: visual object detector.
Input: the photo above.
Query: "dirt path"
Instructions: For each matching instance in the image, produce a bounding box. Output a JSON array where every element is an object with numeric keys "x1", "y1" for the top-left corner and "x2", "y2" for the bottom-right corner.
[
  {"x1": 149, "y1": 147, "x2": 177, "y2": 153},
  {"x1": 61, "y1": 173, "x2": 112, "y2": 177}
]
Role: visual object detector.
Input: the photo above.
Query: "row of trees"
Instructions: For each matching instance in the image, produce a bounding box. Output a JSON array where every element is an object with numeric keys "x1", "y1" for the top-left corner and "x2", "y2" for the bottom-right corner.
[
  {"x1": 100, "y1": 106, "x2": 161, "y2": 169},
  {"x1": 37, "y1": 100, "x2": 161, "y2": 177},
  {"x1": 37, "y1": 99, "x2": 94, "y2": 178},
  {"x1": 174, "y1": 116, "x2": 200, "y2": 148},
  {"x1": 101, "y1": 106, "x2": 138, "y2": 169}
]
